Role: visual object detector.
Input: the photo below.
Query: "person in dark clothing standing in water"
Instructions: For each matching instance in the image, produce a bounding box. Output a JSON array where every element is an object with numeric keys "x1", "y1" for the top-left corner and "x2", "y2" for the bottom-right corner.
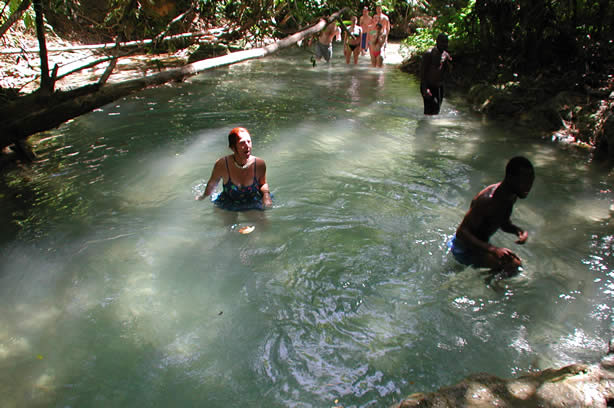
[
  {"x1": 448, "y1": 157, "x2": 535, "y2": 279},
  {"x1": 420, "y1": 33, "x2": 452, "y2": 115}
]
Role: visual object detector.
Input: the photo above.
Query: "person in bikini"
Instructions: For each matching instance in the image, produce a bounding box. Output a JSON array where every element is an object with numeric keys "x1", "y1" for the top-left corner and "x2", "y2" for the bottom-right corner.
[
  {"x1": 448, "y1": 156, "x2": 535, "y2": 279},
  {"x1": 196, "y1": 127, "x2": 272, "y2": 211},
  {"x1": 344, "y1": 16, "x2": 362, "y2": 64},
  {"x1": 369, "y1": 22, "x2": 385, "y2": 67}
]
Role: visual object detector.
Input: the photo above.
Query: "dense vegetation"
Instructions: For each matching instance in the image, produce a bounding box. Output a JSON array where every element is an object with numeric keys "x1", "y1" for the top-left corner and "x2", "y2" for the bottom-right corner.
[
  {"x1": 402, "y1": 0, "x2": 613, "y2": 160},
  {"x1": 1, "y1": 0, "x2": 420, "y2": 43},
  {"x1": 1, "y1": 0, "x2": 613, "y2": 160}
]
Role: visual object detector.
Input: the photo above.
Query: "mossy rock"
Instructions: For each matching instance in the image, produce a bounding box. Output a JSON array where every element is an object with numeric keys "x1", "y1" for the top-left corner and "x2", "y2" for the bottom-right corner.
[
  {"x1": 467, "y1": 83, "x2": 495, "y2": 105},
  {"x1": 526, "y1": 103, "x2": 563, "y2": 131},
  {"x1": 399, "y1": 56, "x2": 420, "y2": 74},
  {"x1": 484, "y1": 92, "x2": 523, "y2": 115},
  {"x1": 395, "y1": 363, "x2": 610, "y2": 408},
  {"x1": 467, "y1": 84, "x2": 522, "y2": 115}
]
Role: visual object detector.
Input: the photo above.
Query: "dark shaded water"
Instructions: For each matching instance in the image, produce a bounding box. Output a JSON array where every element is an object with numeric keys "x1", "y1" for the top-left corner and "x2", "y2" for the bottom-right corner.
[{"x1": 1, "y1": 46, "x2": 612, "y2": 408}]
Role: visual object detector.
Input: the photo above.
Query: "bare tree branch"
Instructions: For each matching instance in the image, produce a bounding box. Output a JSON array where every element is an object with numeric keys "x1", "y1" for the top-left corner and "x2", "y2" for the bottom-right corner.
[
  {"x1": 1, "y1": 10, "x2": 347, "y2": 153},
  {"x1": 97, "y1": 57, "x2": 117, "y2": 86},
  {"x1": 153, "y1": 7, "x2": 194, "y2": 45},
  {"x1": 56, "y1": 56, "x2": 114, "y2": 80},
  {"x1": 0, "y1": 0, "x2": 31, "y2": 38}
]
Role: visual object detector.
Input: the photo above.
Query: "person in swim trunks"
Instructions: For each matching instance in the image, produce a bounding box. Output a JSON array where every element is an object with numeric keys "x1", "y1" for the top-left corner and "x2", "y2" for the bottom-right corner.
[
  {"x1": 196, "y1": 127, "x2": 272, "y2": 211},
  {"x1": 313, "y1": 21, "x2": 338, "y2": 63},
  {"x1": 420, "y1": 33, "x2": 452, "y2": 115},
  {"x1": 369, "y1": 23, "x2": 385, "y2": 67},
  {"x1": 344, "y1": 16, "x2": 362, "y2": 65},
  {"x1": 449, "y1": 156, "x2": 535, "y2": 278},
  {"x1": 359, "y1": 7, "x2": 372, "y2": 56}
]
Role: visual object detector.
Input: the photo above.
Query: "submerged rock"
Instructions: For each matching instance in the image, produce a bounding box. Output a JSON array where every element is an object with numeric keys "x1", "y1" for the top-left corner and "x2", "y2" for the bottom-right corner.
[{"x1": 395, "y1": 355, "x2": 614, "y2": 408}]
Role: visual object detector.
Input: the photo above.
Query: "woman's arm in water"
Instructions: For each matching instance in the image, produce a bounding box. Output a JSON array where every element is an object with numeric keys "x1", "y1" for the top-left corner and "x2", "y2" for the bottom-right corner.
[
  {"x1": 257, "y1": 158, "x2": 273, "y2": 208},
  {"x1": 196, "y1": 158, "x2": 224, "y2": 200}
]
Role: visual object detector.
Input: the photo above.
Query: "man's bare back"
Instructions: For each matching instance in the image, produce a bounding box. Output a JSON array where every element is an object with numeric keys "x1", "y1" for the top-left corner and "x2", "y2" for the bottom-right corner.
[
  {"x1": 450, "y1": 157, "x2": 535, "y2": 277},
  {"x1": 462, "y1": 183, "x2": 515, "y2": 243},
  {"x1": 319, "y1": 23, "x2": 337, "y2": 45}
]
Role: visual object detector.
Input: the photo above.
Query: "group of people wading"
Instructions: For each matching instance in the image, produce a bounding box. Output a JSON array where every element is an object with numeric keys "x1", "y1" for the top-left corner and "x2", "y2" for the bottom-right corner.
[
  {"x1": 310, "y1": 6, "x2": 452, "y2": 116},
  {"x1": 196, "y1": 7, "x2": 535, "y2": 286},
  {"x1": 311, "y1": 5, "x2": 390, "y2": 68}
]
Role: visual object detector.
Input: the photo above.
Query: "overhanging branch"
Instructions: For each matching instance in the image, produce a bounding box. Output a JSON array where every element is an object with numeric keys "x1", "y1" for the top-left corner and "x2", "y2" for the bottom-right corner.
[{"x1": 1, "y1": 9, "x2": 347, "y2": 152}]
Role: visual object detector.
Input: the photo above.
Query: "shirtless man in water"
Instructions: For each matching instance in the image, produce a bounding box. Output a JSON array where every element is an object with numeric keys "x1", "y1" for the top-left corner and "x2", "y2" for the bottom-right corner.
[
  {"x1": 448, "y1": 157, "x2": 535, "y2": 278},
  {"x1": 313, "y1": 22, "x2": 338, "y2": 63},
  {"x1": 359, "y1": 7, "x2": 372, "y2": 56},
  {"x1": 420, "y1": 33, "x2": 452, "y2": 115}
]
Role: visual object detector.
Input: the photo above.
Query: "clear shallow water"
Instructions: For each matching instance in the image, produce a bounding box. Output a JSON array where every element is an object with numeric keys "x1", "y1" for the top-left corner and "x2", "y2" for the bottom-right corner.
[{"x1": 1, "y1": 46, "x2": 613, "y2": 408}]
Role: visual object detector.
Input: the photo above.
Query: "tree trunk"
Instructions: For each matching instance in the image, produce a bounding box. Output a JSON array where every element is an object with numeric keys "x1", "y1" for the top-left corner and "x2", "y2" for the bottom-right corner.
[
  {"x1": 33, "y1": 0, "x2": 53, "y2": 94},
  {"x1": 0, "y1": 10, "x2": 346, "y2": 153}
]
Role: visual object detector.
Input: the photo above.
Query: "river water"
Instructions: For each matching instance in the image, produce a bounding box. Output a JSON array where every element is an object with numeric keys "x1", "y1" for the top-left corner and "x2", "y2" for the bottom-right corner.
[{"x1": 1, "y1": 46, "x2": 613, "y2": 408}]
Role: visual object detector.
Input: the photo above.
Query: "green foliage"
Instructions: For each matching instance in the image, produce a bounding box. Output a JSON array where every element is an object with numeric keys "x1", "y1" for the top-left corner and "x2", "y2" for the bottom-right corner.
[
  {"x1": 284, "y1": 0, "x2": 329, "y2": 26},
  {"x1": 49, "y1": 0, "x2": 79, "y2": 19},
  {"x1": 401, "y1": 26, "x2": 435, "y2": 54},
  {"x1": 196, "y1": 0, "x2": 226, "y2": 19},
  {"x1": 0, "y1": 0, "x2": 36, "y2": 29},
  {"x1": 435, "y1": 0, "x2": 474, "y2": 45},
  {"x1": 401, "y1": 0, "x2": 476, "y2": 55}
]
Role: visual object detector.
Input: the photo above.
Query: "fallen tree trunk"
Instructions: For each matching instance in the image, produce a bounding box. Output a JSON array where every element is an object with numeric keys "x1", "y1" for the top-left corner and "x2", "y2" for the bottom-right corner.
[
  {"x1": 0, "y1": 10, "x2": 346, "y2": 152},
  {"x1": 0, "y1": 30, "x2": 225, "y2": 54}
]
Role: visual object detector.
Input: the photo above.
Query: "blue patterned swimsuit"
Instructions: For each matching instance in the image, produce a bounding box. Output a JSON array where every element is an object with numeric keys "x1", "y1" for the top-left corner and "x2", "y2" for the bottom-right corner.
[{"x1": 212, "y1": 157, "x2": 264, "y2": 211}]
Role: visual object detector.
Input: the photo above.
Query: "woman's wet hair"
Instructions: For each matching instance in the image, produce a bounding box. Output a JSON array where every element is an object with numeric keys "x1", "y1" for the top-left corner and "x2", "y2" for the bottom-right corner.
[{"x1": 228, "y1": 127, "x2": 249, "y2": 149}]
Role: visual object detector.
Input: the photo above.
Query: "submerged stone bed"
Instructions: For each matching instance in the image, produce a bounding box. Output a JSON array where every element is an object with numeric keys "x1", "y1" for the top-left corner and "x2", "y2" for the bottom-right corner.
[{"x1": 395, "y1": 348, "x2": 614, "y2": 408}]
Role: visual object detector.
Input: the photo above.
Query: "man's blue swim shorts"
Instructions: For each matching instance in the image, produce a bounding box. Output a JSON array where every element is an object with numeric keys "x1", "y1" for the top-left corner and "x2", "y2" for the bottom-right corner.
[{"x1": 447, "y1": 235, "x2": 475, "y2": 266}]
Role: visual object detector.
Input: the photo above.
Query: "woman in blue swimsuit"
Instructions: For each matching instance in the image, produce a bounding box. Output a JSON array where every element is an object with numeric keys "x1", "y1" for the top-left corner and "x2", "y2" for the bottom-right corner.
[{"x1": 196, "y1": 127, "x2": 272, "y2": 211}]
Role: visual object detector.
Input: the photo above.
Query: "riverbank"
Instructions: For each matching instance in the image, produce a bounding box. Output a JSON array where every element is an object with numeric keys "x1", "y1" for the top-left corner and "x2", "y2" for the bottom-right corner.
[
  {"x1": 0, "y1": 28, "x2": 195, "y2": 95},
  {"x1": 399, "y1": 49, "x2": 614, "y2": 163}
]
